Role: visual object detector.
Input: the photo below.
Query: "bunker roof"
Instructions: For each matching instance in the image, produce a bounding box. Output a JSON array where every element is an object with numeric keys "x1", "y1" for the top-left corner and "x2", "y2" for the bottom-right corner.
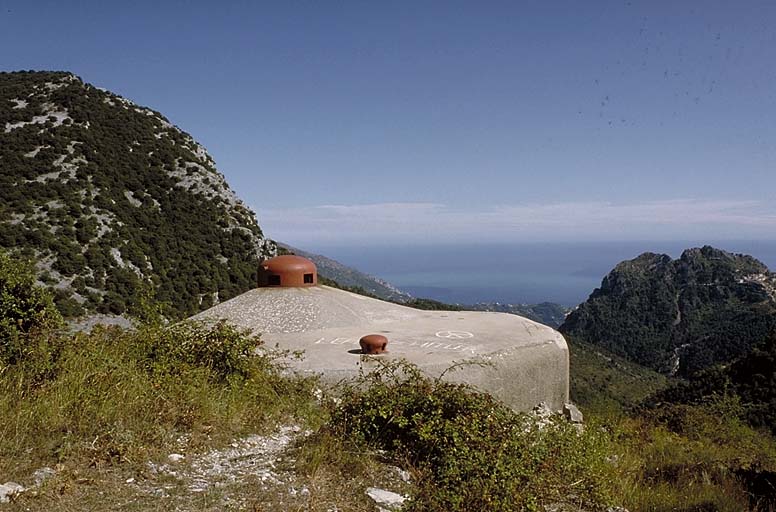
[{"x1": 194, "y1": 285, "x2": 569, "y2": 411}]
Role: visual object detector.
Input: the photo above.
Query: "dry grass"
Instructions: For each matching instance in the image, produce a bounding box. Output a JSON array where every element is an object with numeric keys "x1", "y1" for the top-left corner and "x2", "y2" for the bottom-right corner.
[{"x1": 4, "y1": 323, "x2": 776, "y2": 511}]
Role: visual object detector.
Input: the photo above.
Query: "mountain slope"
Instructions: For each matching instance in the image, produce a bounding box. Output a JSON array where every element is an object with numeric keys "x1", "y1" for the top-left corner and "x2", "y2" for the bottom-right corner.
[
  {"x1": 569, "y1": 339, "x2": 671, "y2": 413},
  {"x1": 277, "y1": 244, "x2": 411, "y2": 302},
  {"x1": 0, "y1": 71, "x2": 276, "y2": 317},
  {"x1": 466, "y1": 302, "x2": 568, "y2": 328},
  {"x1": 560, "y1": 246, "x2": 776, "y2": 376}
]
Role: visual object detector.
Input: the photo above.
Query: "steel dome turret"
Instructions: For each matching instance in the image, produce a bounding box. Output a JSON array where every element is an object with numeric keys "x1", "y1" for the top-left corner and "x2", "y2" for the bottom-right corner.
[{"x1": 258, "y1": 255, "x2": 318, "y2": 287}]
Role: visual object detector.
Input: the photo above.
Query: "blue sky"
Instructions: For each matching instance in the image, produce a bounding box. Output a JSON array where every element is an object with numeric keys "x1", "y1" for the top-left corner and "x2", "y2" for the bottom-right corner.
[{"x1": 2, "y1": 1, "x2": 775, "y2": 248}]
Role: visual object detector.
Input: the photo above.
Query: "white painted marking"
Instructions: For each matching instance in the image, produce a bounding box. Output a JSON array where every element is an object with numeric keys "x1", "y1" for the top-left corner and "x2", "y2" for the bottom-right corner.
[
  {"x1": 435, "y1": 330, "x2": 474, "y2": 339},
  {"x1": 311, "y1": 336, "x2": 480, "y2": 354},
  {"x1": 331, "y1": 337, "x2": 356, "y2": 345}
]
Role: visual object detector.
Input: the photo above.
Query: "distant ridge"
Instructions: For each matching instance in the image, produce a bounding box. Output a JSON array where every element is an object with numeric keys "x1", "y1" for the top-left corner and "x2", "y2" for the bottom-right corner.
[
  {"x1": 277, "y1": 243, "x2": 412, "y2": 302},
  {"x1": 467, "y1": 302, "x2": 568, "y2": 328}
]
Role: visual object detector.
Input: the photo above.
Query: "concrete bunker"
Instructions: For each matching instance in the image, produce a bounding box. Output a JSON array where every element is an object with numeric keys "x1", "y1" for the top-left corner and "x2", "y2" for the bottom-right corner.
[
  {"x1": 258, "y1": 255, "x2": 317, "y2": 287},
  {"x1": 196, "y1": 257, "x2": 570, "y2": 412}
]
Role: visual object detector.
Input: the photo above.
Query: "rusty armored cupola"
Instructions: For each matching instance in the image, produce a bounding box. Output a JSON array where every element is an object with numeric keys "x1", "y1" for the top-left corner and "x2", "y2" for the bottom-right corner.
[
  {"x1": 359, "y1": 334, "x2": 389, "y2": 355},
  {"x1": 258, "y1": 255, "x2": 318, "y2": 287}
]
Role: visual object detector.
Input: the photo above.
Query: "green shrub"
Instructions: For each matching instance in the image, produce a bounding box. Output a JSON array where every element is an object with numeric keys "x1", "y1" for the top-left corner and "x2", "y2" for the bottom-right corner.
[
  {"x1": 53, "y1": 289, "x2": 86, "y2": 318},
  {"x1": 0, "y1": 318, "x2": 319, "y2": 476},
  {"x1": 327, "y1": 359, "x2": 616, "y2": 511},
  {"x1": 0, "y1": 249, "x2": 62, "y2": 364},
  {"x1": 134, "y1": 319, "x2": 268, "y2": 382}
]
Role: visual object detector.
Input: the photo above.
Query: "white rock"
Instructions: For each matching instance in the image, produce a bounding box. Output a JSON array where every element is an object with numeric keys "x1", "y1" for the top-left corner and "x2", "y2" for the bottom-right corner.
[
  {"x1": 390, "y1": 466, "x2": 411, "y2": 483},
  {"x1": 366, "y1": 487, "x2": 407, "y2": 511},
  {"x1": 168, "y1": 453, "x2": 185, "y2": 463},
  {"x1": 125, "y1": 477, "x2": 135, "y2": 484},
  {"x1": 0, "y1": 482, "x2": 25, "y2": 503},
  {"x1": 529, "y1": 401, "x2": 556, "y2": 430},
  {"x1": 32, "y1": 467, "x2": 56, "y2": 486},
  {"x1": 562, "y1": 403, "x2": 584, "y2": 424}
]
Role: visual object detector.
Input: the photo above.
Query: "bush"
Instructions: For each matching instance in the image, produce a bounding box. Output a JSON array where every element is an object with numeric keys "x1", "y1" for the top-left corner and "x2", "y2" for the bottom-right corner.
[
  {"x1": 0, "y1": 317, "x2": 318, "y2": 475},
  {"x1": 0, "y1": 249, "x2": 62, "y2": 364},
  {"x1": 133, "y1": 319, "x2": 268, "y2": 382},
  {"x1": 327, "y1": 359, "x2": 616, "y2": 511}
]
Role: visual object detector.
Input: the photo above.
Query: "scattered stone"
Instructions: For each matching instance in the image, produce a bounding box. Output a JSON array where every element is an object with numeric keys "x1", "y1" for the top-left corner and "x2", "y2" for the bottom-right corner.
[
  {"x1": 140, "y1": 425, "x2": 308, "y2": 499},
  {"x1": 366, "y1": 487, "x2": 407, "y2": 511},
  {"x1": 546, "y1": 501, "x2": 617, "y2": 512},
  {"x1": 530, "y1": 401, "x2": 556, "y2": 429},
  {"x1": 389, "y1": 465, "x2": 411, "y2": 483},
  {"x1": 125, "y1": 477, "x2": 135, "y2": 484},
  {"x1": 544, "y1": 504, "x2": 575, "y2": 512},
  {"x1": 32, "y1": 467, "x2": 56, "y2": 486},
  {"x1": 562, "y1": 403, "x2": 584, "y2": 424},
  {"x1": 0, "y1": 482, "x2": 25, "y2": 503},
  {"x1": 167, "y1": 453, "x2": 185, "y2": 463},
  {"x1": 288, "y1": 484, "x2": 311, "y2": 497}
]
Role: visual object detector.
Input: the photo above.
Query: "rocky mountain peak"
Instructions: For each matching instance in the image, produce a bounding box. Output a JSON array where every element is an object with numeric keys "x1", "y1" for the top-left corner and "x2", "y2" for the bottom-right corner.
[
  {"x1": 678, "y1": 245, "x2": 769, "y2": 275},
  {"x1": 561, "y1": 246, "x2": 776, "y2": 376}
]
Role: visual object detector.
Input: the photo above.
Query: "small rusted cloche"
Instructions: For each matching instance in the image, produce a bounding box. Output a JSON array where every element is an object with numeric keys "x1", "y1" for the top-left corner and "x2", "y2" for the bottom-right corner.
[
  {"x1": 258, "y1": 255, "x2": 317, "y2": 287},
  {"x1": 359, "y1": 334, "x2": 388, "y2": 355}
]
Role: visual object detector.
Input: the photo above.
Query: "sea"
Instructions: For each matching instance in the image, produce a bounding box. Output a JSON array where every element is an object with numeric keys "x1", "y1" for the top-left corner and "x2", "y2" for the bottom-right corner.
[{"x1": 310, "y1": 240, "x2": 776, "y2": 308}]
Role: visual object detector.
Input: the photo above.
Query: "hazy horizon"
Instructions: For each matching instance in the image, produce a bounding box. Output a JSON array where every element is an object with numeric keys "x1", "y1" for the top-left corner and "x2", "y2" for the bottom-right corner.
[{"x1": 307, "y1": 239, "x2": 776, "y2": 306}]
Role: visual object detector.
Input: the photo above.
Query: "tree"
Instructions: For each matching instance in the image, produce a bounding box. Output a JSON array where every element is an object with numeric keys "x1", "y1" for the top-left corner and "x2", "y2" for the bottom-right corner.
[{"x1": 0, "y1": 249, "x2": 62, "y2": 364}]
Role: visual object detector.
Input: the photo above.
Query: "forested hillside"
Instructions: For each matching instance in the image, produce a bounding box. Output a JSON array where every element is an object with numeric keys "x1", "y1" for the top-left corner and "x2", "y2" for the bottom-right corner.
[
  {"x1": 467, "y1": 301, "x2": 568, "y2": 328},
  {"x1": 0, "y1": 71, "x2": 276, "y2": 318},
  {"x1": 561, "y1": 245, "x2": 776, "y2": 440},
  {"x1": 561, "y1": 246, "x2": 776, "y2": 376}
]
